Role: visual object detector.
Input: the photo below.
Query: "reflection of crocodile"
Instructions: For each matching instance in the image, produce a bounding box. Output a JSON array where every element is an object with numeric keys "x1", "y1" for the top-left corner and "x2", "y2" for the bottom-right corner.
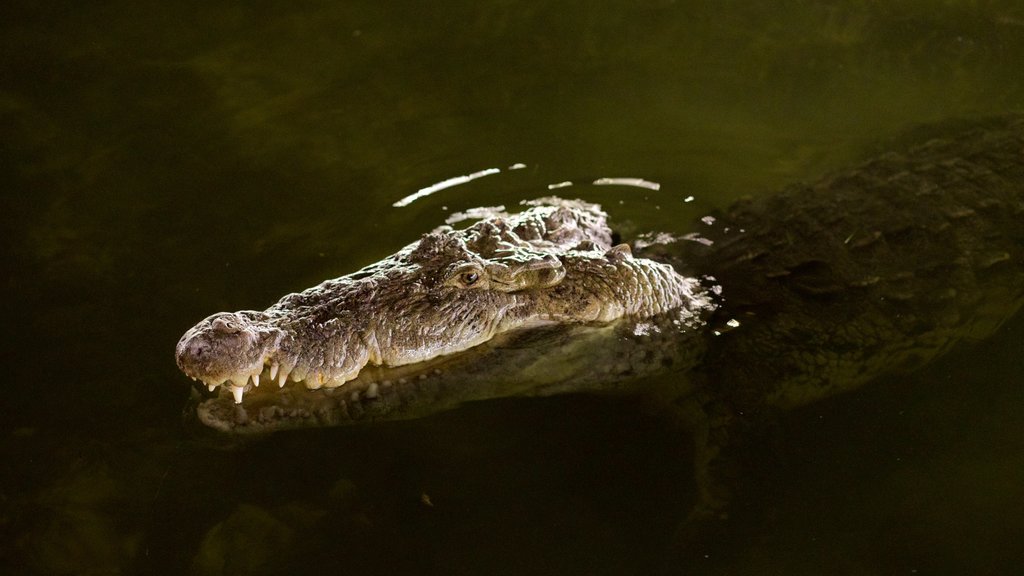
[{"x1": 177, "y1": 116, "x2": 1024, "y2": 524}]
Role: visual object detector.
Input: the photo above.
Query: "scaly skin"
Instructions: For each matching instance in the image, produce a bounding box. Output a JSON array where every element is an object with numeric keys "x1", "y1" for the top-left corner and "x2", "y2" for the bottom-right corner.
[
  {"x1": 667, "y1": 114, "x2": 1024, "y2": 412},
  {"x1": 176, "y1": 198, "x2": 708, "y2": 405}
]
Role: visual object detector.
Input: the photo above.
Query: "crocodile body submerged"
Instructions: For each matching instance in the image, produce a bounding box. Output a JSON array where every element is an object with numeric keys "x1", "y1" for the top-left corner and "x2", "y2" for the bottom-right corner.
[{"x1": 177, "y1": 115, "x2": 1024, "y2": 442}]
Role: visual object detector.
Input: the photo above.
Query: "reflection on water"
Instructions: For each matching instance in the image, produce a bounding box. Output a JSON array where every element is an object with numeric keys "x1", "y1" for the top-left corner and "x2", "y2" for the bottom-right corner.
[
  {"x1": 392, "y1": 167, "x2": 504, "y2": 207},
  {"x1": 2, "y1": 1, "x2": 1023, "y2": 574}
]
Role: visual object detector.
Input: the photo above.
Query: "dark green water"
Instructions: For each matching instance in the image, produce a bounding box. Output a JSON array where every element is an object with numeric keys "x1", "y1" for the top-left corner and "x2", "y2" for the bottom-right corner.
[{"x1": 3, "y1": 1, "x2": 1023, "y2": 574}]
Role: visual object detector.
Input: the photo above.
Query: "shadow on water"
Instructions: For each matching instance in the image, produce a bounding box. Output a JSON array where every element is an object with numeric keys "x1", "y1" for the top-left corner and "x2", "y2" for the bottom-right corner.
[{"x1": 2, "y1": 1, "x2": 1024, "y2": 574}]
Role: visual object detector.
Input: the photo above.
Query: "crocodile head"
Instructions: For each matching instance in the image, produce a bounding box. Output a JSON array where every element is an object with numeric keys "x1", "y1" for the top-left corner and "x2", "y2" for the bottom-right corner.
[
  {"x1": 176, "y1": 199, "x2": 702, "y2": 405},
  {"x1": 177, "y1": 229, "x2": 566, "y2": 401}
]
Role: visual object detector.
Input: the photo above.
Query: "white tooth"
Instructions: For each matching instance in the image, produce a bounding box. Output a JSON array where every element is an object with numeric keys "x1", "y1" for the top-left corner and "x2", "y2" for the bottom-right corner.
[
  {"x1": 269, "y1": 364, "x2": 279, "y2": 380},
  {"x1": 365, "y1": 382, "x2": 379, "y2": 399},
  {"x1": 278, "y1": 369, "x2": 288, "y2": 387},
  {"x1": 207, "y1": 383, "x2": 217, "y2": 392},
  {"x1": 231, "y1": 386, "x2": 244, "y2": 404},
  {"x1": 251, "y1": 373, "x2": 260, "y2": 388}
]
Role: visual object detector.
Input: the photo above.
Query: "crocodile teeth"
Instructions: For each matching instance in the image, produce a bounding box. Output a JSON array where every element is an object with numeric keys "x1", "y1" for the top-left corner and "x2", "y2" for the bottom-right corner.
[
  {"x1": 207, "y1": 383, "x2": 217, "y2": 392},
  {"x1": 230, "y1": 386, "x2": 245, "y2": 404},
  {"x1": 277, "y1": 366, "x2": 290, "y2": 388},
  {"x1": 269, "y1": 363, "x2": 279, "y2": 381},
  {"x1": 251, "y1": 373, "x2": 260, "y2": 388}
]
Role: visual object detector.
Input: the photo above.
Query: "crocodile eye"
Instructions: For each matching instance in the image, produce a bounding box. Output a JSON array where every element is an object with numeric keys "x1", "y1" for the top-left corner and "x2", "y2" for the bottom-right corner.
[{"x1": 447, "y1": 264, "x2": 486, "y2": 289}]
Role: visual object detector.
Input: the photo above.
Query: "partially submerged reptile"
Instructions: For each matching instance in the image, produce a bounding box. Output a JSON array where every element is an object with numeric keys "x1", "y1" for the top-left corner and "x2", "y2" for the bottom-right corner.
[
  {"x1": 176, "y1": 197, "x2": 711, "y2": 406},
  {"x1": 176, "y1": 114, "x2": 1024, "y2": 533}
]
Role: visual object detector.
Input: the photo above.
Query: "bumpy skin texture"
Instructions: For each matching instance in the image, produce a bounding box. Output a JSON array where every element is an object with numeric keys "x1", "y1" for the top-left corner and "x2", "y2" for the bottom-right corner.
[
  {"x1": 180, "y1": 115, "x2": 1024, "y2": 435},
  {"x1": 176, "y1": 198, "x2": 708, "y2": 405},
  {"x1": 666, "y1": 114, "x2": 1024, "y2": 411},
  {"x1": 640, "y1": 115, "x2": 1024, "y2": 530}
]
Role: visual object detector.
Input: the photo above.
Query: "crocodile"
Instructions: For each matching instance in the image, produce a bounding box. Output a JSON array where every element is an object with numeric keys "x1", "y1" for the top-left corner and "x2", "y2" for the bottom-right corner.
[
  {"x1": 178, "y1": 114, "x2": 1024, "y2": 435},
  {"x1": 176, "y1": 198, "x2": 711, "y2": 405},
  {"x1": 176, "y1": 116, "x2": 1024, "y2": 531}
]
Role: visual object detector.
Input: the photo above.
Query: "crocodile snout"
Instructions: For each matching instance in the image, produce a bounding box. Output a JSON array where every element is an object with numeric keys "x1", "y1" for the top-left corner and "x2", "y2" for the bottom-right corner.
[{"x1": 176, "y1": 311, "x2": 283, "y2": 403}]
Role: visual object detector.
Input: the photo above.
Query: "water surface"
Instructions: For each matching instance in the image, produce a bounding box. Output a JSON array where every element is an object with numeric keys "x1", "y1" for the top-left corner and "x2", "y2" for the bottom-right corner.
[{"x1": 3, "y1": 1, "x2": 1023, "y2": 574}]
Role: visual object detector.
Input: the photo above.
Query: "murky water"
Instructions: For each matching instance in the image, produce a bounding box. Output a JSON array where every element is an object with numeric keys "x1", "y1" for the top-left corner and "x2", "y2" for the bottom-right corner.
[{"x1": 3, "y1": 1, "x2": 1023, "y2": 574}]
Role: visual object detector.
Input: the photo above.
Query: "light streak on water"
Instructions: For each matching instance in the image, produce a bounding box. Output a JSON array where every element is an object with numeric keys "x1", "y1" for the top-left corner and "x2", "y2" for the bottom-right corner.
[{"x1": 393, "y1": 167, "x2": 502, "y2": 207}]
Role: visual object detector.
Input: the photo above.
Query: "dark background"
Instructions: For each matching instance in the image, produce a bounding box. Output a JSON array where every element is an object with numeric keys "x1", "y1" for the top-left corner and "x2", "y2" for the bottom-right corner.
[{"x1": 2, "y1": 1, "x2": 1023, "y2": 574}]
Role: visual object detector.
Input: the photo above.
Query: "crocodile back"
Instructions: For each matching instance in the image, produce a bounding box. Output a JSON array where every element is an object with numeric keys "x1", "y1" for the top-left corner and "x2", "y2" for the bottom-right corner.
[{"x1": 680, "y1": 115, "x2": 1024, "y2": 409}]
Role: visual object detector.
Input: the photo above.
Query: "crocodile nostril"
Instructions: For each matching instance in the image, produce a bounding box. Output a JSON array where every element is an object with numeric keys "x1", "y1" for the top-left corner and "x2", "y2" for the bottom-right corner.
[
  {"x1": 211, "y1": 316, "x2": 239, "y2": 334},
  {"x1": 187, "y1": 339, "x2": 209, "y2": 359}
]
